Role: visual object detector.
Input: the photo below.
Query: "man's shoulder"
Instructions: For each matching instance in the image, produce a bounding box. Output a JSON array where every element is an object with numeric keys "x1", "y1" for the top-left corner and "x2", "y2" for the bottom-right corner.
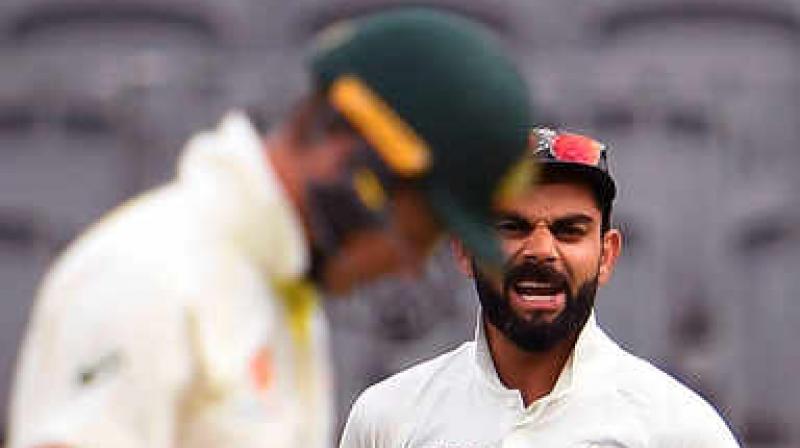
[
  {"x1": 38, "y1": 185, "x2": 235, "y2": 312},
  {"x1": 360, "y1": 341, "x2": 474, "y2": 410},
  {"x1": 604, "y1": 347, "x2": 740, "y2": 445},
  {"x1": 341, "y1": 342, "x2": 476, "y2": 447},
  {"x1": 614, "y1": 351, "x2": 712, "y2": 409},
  {"x1": 347, "y1": 342, "x2": 474, "y2": 426},
  {"x1": 57, "y1": 186, "x2": 187, "y2": 256}
]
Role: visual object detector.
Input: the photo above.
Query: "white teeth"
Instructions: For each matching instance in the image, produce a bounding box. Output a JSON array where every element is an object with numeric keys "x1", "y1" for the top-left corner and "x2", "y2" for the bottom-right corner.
[
  {"x1": 520, "y1": 294, "x2": 555, "y2": 302},
  {"x1": 516, "y1": 281, "x2": 551, "y2": 288}
]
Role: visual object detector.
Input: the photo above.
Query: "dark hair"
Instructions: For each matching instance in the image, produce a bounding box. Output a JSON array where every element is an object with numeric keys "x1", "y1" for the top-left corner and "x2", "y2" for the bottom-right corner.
[{"x1": 600, "y1": 201, "x2": 613, "y2": 235}]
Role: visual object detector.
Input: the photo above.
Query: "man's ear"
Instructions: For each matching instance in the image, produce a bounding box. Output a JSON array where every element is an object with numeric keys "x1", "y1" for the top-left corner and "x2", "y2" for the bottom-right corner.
[
  {"x1": 598, "y1": 228, "x2": 622, "y2": 285},
  {"x1": 283, "y1": 94, "x2": 322, "y2": 148},
  {"x1": 450, "y1": 237, "x2": 475, "y2": 278}
]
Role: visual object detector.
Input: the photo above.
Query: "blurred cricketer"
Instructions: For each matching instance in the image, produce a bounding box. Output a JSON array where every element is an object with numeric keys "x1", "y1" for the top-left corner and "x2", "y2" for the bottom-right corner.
[{"x1": 7, "y1": 8, "x2": 533, "y2": 448}]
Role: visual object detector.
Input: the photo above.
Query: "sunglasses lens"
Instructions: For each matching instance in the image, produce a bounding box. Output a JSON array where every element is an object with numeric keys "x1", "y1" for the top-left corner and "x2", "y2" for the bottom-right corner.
[
  {"x1": 352, "y1": 167, "x2": 387, "y2": 212},
  {"x1": 552, "y1": 134, "x2": 602, "y2": 166}
]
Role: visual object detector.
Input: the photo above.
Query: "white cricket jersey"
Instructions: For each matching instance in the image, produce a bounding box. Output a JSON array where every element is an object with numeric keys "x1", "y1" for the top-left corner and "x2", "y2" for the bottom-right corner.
[
  {"x1": 7, "y1": 112, "x2": 334, "y2": 448},
  {"x1": 340, "y1": 312, "x2": 740, "y2": 448}
]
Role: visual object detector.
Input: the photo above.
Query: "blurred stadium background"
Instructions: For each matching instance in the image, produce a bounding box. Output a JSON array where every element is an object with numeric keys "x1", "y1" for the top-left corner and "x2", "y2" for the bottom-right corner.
[{"x1": 0, "y1": 0, "x2": 799, "y2": 446}]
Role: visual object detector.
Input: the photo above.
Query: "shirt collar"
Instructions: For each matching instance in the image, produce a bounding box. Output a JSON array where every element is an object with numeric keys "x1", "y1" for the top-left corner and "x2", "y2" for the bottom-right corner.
[
  {"x1": 473, "y1": 308, "x2": 603, "y2": 405},
  {"x1": 177, "y1": 111, "x2": 310, "y2": 280}
]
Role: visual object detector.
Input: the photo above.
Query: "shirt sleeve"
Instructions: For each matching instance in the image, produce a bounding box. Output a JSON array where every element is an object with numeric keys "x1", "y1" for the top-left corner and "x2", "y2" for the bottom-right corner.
[
  {"x1": 340, "y1": 391, "x2": 377, "y2": 448},
  {"x1": 6, "y1": 264, "x2": 193, "y2": 448},
  {"x1": 677, "y1": 409, "x2": 742, "y2": 448},
  {"x1": 340, "y1": 383, "x2": 404, "y2": 448},
  {"x1": 657, "y1": 394, "x2": 742, "y2": 448}
]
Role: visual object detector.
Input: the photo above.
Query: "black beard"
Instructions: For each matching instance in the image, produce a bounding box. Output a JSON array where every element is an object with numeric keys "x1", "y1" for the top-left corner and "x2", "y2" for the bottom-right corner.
[
  {"x1": 306, "y1": 244, "x2": 330, "y2": 288},
  {"x1": 304, "y1": 181, "x2": 384, "y2": 291},
  {"x1": 473, "y1": 260, "x2": 597, "y2": 353}
]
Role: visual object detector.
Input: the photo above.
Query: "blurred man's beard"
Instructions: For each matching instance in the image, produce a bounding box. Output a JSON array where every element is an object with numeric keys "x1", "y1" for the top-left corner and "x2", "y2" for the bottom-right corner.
[{"x1": 473, "y1": 261, "x2": 597, "y2": 353}]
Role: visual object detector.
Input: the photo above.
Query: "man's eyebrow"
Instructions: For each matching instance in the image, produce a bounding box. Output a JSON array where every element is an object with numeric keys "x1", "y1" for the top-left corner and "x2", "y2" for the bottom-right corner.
[
  {"x1": 494, "y1": 211, "x2": 529, "y2": 222},
  {"x1": 494, "y1": 212, "x2": 595, "y2": 225},
  {"x1": 553, "y1": 213, "x2": 595, "y2": 225}
]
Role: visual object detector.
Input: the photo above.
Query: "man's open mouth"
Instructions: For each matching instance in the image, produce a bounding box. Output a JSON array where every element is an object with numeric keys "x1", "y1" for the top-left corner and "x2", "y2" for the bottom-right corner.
[{"x1": 512, "y1": 280, "x2": 564, "y2": 301}]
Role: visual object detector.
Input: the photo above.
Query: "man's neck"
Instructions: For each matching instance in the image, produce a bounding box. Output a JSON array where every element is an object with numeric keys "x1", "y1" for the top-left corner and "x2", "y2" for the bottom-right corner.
[
  {"x1": 264, "y1": 131, "x2": 313, "y2": 241},
  {"x1": 484, "y1": 320, "x2": 577, "y2": 407}
]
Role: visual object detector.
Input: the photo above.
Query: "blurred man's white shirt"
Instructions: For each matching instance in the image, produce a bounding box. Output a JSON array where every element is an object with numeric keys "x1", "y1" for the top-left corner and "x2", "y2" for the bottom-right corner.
[
  {"x1": 8, "y1": 112, "x2": 333, "y2": 448},
  {"x1": 340, "y1": 311, "x2": 739, "y2": 448}
]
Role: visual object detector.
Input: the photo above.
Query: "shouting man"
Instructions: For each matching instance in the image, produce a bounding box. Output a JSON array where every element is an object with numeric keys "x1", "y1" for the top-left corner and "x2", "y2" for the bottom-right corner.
[{"x1": 340, "y1": 128, "x2": 740, "y2": 447}]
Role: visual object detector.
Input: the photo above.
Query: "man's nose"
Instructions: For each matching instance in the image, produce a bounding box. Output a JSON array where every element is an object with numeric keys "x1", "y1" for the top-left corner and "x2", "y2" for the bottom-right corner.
[{"x1": 520, "y1": 223, "x2": 557, "y2": 264}]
